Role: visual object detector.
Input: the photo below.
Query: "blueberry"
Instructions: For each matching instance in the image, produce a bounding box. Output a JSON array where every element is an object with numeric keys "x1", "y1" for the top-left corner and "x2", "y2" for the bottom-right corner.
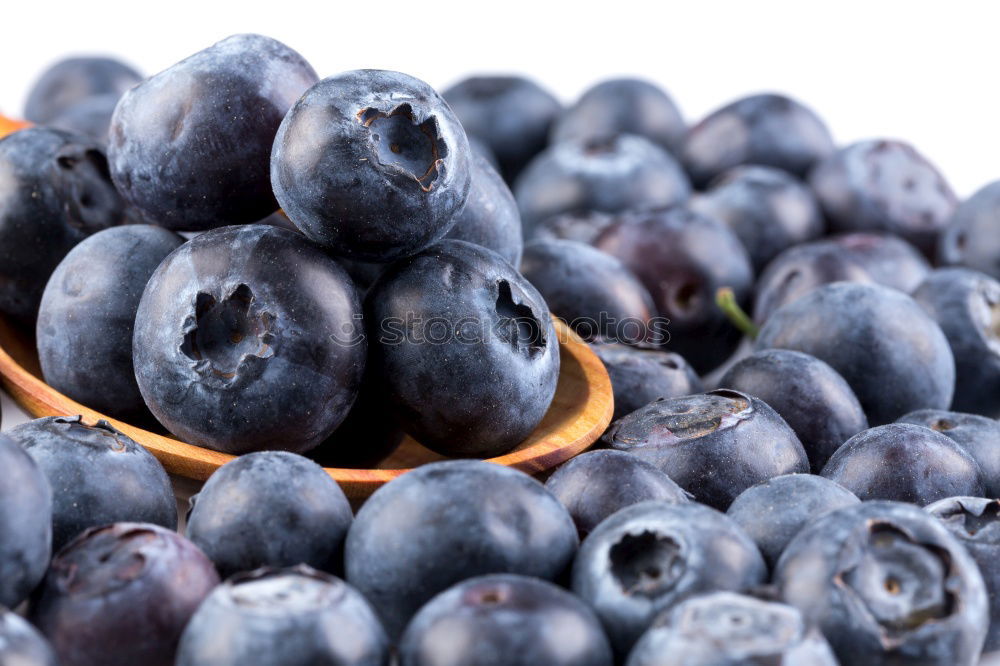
[
  {"x1": 589, "y1": 341, "x2": 702, "y2": 421},
  {"x1": 29, "y1": 523, "x2": 219, "y2": 666},
  {"x1": 939, "y1": 180, "x2": 1000, "y2": 278},
  {"x1": 820, "y1": 423, "x2": 984, "y2": 504},
  {"x1": 0, "y1": 433, "x2": 51, "y2": 609},
  {"x1": 365, "y1": 240, "x2": 559, "y2": 457},
  {"x1": 520, "y1": 239, "x2": 657, "y2": 342},
  {"x1": 133, "y1": 224, "x2": 366, "y2": 455},
  {"x1": 8, "y1": 416, "x2": 176, "y2": 553},
  {"x1": 572, "y1": 500, "x2": 766, "y2": 656},
  {"x1": 466, "y1": 135, "x2": 500, "y2": 171},
  {"x1": 725, "y1": 474, "x2": 860, "y2": 568},
  {"x1": 626, "y1": 592, "x2": 839, "y2": 666},
  {"x1": 514, "y1": 135, "x2": 691, "y2": 233},
  {"x1": 272, "y1": 69, "x2": 471, "y2": 261},
  {"x1": 594, "y1": 207, "x2": 753, "y2": 373},
  {"x1": 809, "y1": 140, "x2": 957, "y2": 256},
  {"x1": 400, "y1": 574, "x2": 613, "y2": 666},
  {"x1": 775, "y1": 501, "x2": 989, "y2": 666},
  {"x1": 545, "y1": 450, "x2": 689, "y2": 539},
  {"x1": 49, "y1": 93, "x2": 119, "y2": 143},
  {"x1": 0, "y1": 607, "x2": 58, "y2": 666},
  {"x1": 176, "y1": 566, "x2": 387, "y2": 666},
  {"x1": 897, "y1": 410, "x2": 1000, "y2": 496},
  {"x1": 37, "y1": 225, "x2": 184, "y2": 422},
  {"x1": 186, "y1": 451, "x2": 352, "y2": 579},
  {"x1": 109, "y1": 34, "x2": 317, "y2": 230},
  {"x1": 345, "y1": 460, "x2": 578, "y2": 639},
  {"x1": 531, "y1": 210, "x2": 616, "y2": 244},
  {"x1": 925, "y1": 497, "x2": 1000, "y2": 651},
  {"x1": 551, "y1": 78, "x2": 686, "y2": 154},
  {"x1": 0, "y1": 127, "x2": 129, "y2": 322},
  {"x1": 831, "y1": 231, "x2": 931, "y2": 293},
  {"x1": 24, "y1": 56, "x2": 141, "y2": 124},
  {"x1": 443, "y1": 75, "x2": 561, "y2": 183},
  {"x1": 719, "y1": 349, "x2": 868, "y2": 471},
  {"x1": 756, "y1": 282, "x2": 955, "y2": 425},
  {"x1": 681, "y1": 93, "x2": 834, "y2": 188},
  {"x1": 913, "y1": 268, "x2": 1000, "y2": 417},
  {"x1": 603, "y1": 390, "x2": 808, "y2": 509},
  {"x1": 444, "y1": 152, "x2": 523, "y2": 266}
]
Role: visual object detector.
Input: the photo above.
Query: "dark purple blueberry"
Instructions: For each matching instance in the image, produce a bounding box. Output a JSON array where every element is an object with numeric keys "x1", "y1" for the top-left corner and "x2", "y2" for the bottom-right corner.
[
  {"x1": 345, "y1": 460, "x2": 578, "y2": 639},
  {"x1": 719, "y1": 349, "x2": 868, "y2": 471},
  {"x1": 0, "y1": 433, "x2": 51, "y2": 609},
  {"x1": 132, "y1": 225, "x2": 366, "y2": 455},
  {"x1": 831, "y1": 231, "x2": 931, "y2": 293},
  {"x1": 466, "y1": 135, "x2": 499, "y2": 171},
  {"x1": 531, "y1": 210, "x2": 617, "y2": 244},
  {"x1": 898, "y1": 409, "x2": 1000, "y2": 497},
  {"x1": 0, "y1": 607, "x2": 58, "y2": 666},
  {"x1": 809, "y1": 139, "x2": 957, "y2": 257},
  {"x1": 594, "y1": 207, "x2": 753, "y2": 373},
  {"x1": 545, "y1": 450, "x2": 690, "y2": 539},
  {"x1": 681, "y1": 93, "x2": 834, "y2": 187},
  {"x1": 590, "y1": 342, "x2": 702, "y2": 421},
  {"x1": 272, "y1": 69, "x2": 471, "y2": 261},
  {"x1": 365, "y1": 240, "x2": 559, "y2": 458},
  {"x1": 24, "y1": 56, "x2": 142, "y2": 124},
  {"x1": 176, "y1": 566, "x2": 388, "y2": 666},
  {"x1": 8, "y1": 417, "x2": 176, "y2": 552},
  {"x1": 443, "y1": 75, "x2": 561, "y2": 183},
  {"x1": 29, "y1": 523, "x2": 220, "y2": 666},
  {"x1": 49, "y1": 93, "x2": 119, "y2": 143},
  {"x1": 109, "y1": 34, "x2": 318, "y2": 230},
  {"x1": 776, "y1": 501, "x2": 989, "y2": 666},
  {"x1": 572, "y1": 501, "x2": 766, "y2": 656},
  {"x1": 726, "y1": 474, "x2": 859, "y2": 568},
  {"x1": 939, "y1": 180, "x2": 1000, "y2": 279},
  {"x1": 821, "y1": 424, "x2": 984, "y2": 504},
  {"x1": 603, "y1": 389, "x2": 808, "y2": 510},
  {"x1": 443, "y1": 153, "x2": 523, "y2": 266},
  {"x1": 37, "y1": 225, "x2": 184, "y2": 422},
  {"x1": 756, "y1": 282, "x2": 955, "y2": 425}
]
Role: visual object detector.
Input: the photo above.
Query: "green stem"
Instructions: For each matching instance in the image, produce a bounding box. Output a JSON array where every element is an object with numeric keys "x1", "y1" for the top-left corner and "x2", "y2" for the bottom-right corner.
[{"x1": 716, "y1": 287, "x2": 759, "y2": 340}]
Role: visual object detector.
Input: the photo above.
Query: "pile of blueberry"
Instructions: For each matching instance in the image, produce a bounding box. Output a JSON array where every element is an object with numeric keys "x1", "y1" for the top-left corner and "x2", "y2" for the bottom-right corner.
[{"x1": 2, "y1": 32, "x2": 1000, "y2": 666}]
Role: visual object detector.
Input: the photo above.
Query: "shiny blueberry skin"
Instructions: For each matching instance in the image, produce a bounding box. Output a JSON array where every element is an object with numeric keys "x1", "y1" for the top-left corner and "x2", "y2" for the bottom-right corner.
[
  {"x1": 832, "y1": 231, "x2": 931, "y2": 293},
  {"x1": 0, "y1": 433, "x2": 51, "y2": 609},
  {"x1": 49, "y1": 93, "x2": 120, "y2": 143},
  {"x1": 757, "y1": 282, "x2": 955, "y2": 425},
  {"x1": 0, "y1": 607, "x2": 58, "y2": 666},
  {"x1": 514, "y1": 134, "x2": 692, "y2": 232},
  {"x1": 520, "y1": 239, "x2": 657, "y2": 342},
  {"x1": 572, "y1": 500, "x2": 766, "y2": 656},
  {"x1": 809, "y1": 139, "x2": 957, "y2": 257},
  {"x1": 444, "y1": 153, "x2": 523, "y2": 266},
  {"x1": 626, "y1": 592, "x2": 839, "y2": 666},
  {"x1": 726, "y1": 474, "x2": 859, "y2": 568},
  {"x1": 345, "y1": 460, "x2": 578, "y2": 639},
  {"x1": 176, "y1": 566, "x2": 388, "y2": 666},
  {"x1": 925, "y1": 497, "x2": 1000, "y2": 651},
  {"x1": 913, "y1": 268, "x2": 1000, "y2": 417},
  {"x1": 821, "y1": 423, "x2": 984, "y2": 504},
  {"x1": 603, "y1": 390, "x2": 808, "y2": 509},
  {"x1": 30, "y1": 523, "x2": 220, "y2": 666},
  {"x1": 365, "y1": 240, "x2": 559, "y2": 458},
  {"x1": 0, "y1": 127, "x2": 129, "y2": 322},
  {"x1": 109, "y1": 34, "x2": 318, "y2": 230},
  {"x1": 776, "y1": 501, "x2": 989, "y2": 666},
  {"x1": 273, "y1": 69, "x2": 470, "y2": 261},
  {"x1": 939, "y1": 180, "x2": 1000, "y2": 278},
  {"x1": 551, "y1": 78, "x2": 686, "y2": 154},
  {"x1": 898, "y1": 409, "x2": 1000, "y2": 497},
  {"x1": 186, "y1": 452, "x2": 353, "y2": 579},
  {"x1": 8, "y1": 417, "x2": 176, "y2": 553},
  {"x1": 37, "y1": 225, "x2": 183, "y2": 422},
  {"x1": 595, "y1": 207, "x2": 753, "y2": 373},
  {"x1": 443, "y1": 75, "x2": 561, "y2": 183},
  {"x1": 681, "y1": 93, "x2": 834, "y2": 188},
  {"x1": 590, "y1": 341, "x2": 702, "y2": 421},
  {"x1": 545, "y1": 450, "x2": 689, "y2": 539},
  {"x1": 531, "y1": 210, "x2": 617, "y2": 244},
  {"x1": 400, "y1": 574, "x2": 613, "y2": 666},
  {"x1": 24, "y1": 56, "x2": 142, "y2": 124},
  {"x1": 719, "y1": 349, "x2": 868, "y2": 471},
  {"x1": 133, "y1": 224, "x2": 365, "y2": 455}
]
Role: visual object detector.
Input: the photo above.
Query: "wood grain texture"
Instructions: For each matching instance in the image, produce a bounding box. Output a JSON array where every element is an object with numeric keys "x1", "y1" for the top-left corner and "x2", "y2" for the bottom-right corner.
[{"x1": 0, "y1": 316, "x2": 613, "y2": 501}]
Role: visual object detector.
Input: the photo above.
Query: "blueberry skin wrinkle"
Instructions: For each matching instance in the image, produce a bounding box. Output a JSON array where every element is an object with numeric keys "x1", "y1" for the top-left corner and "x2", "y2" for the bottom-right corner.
[
  {"x1": 590, "y1": 342, "x2": 702, "y2": 421},
  {"x1": 939, "y1": 180, "x2": 1000, "y2": 279},
  {"x1": 898, "y1": 409, "x2": 1000, "y2": 497},
  {"x1": 345, "y1": 460, "x2": 579, "y2": 640},
  {"x1": 37, "y1": 225, "x2": 184, "y2": 422},
  {"x1": 109, "y1": 34, "x2": 318, "y2": 230},
  {"x1": 132, "y1": 224, "x2": 366, "y2": 455},
  {"x1": 444, "y1": 152, "x2": 523, "y2": 266},
  {"x1": 0, "y1": 433, "x2": 52, "y2": 610},
  {"x1": 0, "y1": 607, "x2": 59, "y2": 666},
  {"x1": 8, "y1": 416, "x2": 177, "y2": 553},
  {"x1": 272, "y1": 69, "x2": 472, "y2": 262},
  {"x1": 24, "y1": 56, "x2": 142, "y2": 124}
]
